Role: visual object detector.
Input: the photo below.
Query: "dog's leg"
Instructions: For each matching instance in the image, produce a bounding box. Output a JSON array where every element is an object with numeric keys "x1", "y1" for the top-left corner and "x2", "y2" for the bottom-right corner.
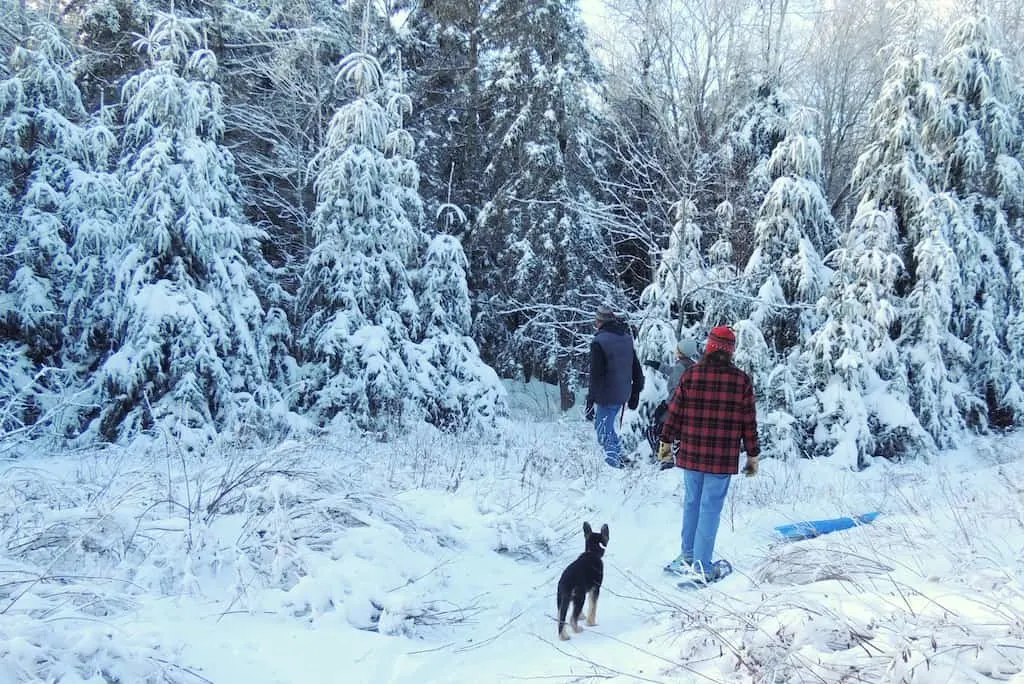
[
  {"x1": 571, "y1": 591, "x2": 585, "y2": 633},
  {"x1": 557, "y1": 592, "x2": 570, "y2": 640},
  {"x1": 586, "y1": 587, "x2": 600, "y2": 626}
]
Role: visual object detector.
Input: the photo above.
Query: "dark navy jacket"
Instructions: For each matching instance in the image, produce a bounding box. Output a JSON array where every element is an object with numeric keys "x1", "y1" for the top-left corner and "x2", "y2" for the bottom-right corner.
[{"x1": 588, "y1": 320, "x2": 644, "y2": 406}]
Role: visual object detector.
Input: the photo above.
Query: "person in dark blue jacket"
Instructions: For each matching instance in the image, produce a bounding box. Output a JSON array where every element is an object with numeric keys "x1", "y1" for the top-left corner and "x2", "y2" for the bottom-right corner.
[{"x1": 585, "y1": 305, "x2": 644, "y2": 469}]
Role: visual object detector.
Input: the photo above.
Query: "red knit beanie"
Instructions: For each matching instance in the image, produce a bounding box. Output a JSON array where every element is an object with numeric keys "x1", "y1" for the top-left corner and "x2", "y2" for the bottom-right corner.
[{"x1": 706, "y1": 325, "x2": 736, "y2": 355}]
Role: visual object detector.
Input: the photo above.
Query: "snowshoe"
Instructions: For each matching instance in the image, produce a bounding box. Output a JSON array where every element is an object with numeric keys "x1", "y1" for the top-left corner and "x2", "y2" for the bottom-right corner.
[{"x1": 676, "y1": 559, "x2": 733, "y2": 589}]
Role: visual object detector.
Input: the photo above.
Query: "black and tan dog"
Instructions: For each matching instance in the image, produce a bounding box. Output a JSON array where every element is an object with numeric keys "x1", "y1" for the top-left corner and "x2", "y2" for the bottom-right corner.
[{"x1": 556, "y1": 522, "x2": 609, "y2": 640}]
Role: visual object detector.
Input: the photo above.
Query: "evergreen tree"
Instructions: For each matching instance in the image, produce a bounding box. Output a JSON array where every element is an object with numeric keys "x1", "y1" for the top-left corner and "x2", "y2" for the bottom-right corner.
[
  {"x1": 636, "y1": 198, "x2": 704, "y2": 370},
  {"x1": 721, "y1": 81, "x2": 791, "y2": 266},
  {"x1": 806, "y1": 201, "x2": 929, "y2": 467},
  {"x1": 70, "y1": 0, "x2": 361, "y2": 279},
  {"x1": 0, "y1": 21, "x2": 102, "y2": 434},
  {"x1": 904, "y1": 197, "x2": 969, "y2": 445},
  {"x1": 740, "y1": 116, "x2": 835, "y2": 459},
  {"x1": 632, "y1": 198, "x2": 706, "y2": 455},
  {"x1": 700, "y1": 200, "x2": 746, "y2": 329},
  {"x1": 926, "y1": 14, "x2": 1024, "y2": 429},
  {"x1": 60, "y1": 106, "x2": 125, "y2": 428},
  {"x1": 744, "y1": 121, "x2": 835, "y2": 354},
  {"x1": 0, "y1": 23, "x2": 84, "y2": 369},
  {"x1": 399, "y1": 0, "x2": 488, "y2": 235},
  {"x1": 70, "y1": 0, "x2": 151, "y2": 108},
  {"x1": 295, "y1": 44, "x2": 424, "y2": 429},
  {"x1": 212, "y1": 0, "x2": 360, "y2": 263},
  {"x1": 640, "y1": 82, "x2": 789, "y2": 355},
  {"x1": 93, "y1": 11, "x2": 273, "y2": 444},
  {"x1": 849, "y1": 52, "x2": 965, "y2": 448},
  {"x1": 296, "y1": 28, "x2": 504, "y2": 431},
  {"x1": 733, "y1": 319, "x2": 804, "y2": 461},
  {"x1": 472, "y1": 0, "x2": 618, "y2": 400},
  {"x1": 413, "y1": 234, "x2": 506, "y2": 429}
]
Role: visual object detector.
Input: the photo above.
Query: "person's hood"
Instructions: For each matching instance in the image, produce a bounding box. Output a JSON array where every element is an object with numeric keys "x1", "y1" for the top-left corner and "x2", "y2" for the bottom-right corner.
[{"x1": 597, "y1": 319, "x2": 630, "y2": 336}]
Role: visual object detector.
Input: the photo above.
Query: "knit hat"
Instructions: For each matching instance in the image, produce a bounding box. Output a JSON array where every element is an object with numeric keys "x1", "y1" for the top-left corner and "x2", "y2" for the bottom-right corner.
[
  {"x1": 676, "y1": 337, "x2": 697, "y2": 358},
  {"x1": 595, "y1": 304, "x2": 618, "y2": 325},
  {"x1": 705, "y1": 325, "x2": 736, "y2": 355}
]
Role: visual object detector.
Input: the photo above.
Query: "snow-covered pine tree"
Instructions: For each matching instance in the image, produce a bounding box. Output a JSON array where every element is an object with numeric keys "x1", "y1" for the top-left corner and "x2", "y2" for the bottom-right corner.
[
  {"x1": 926, "y1": 14, "x2": 1024, "y2": 429},
  {"x1": 700, "y1": 200, "x2": 746, "y2": 330},
  {"x1": 472, "y1": 0, "x2": 619, "y2": 399},
  {"x1": 629, "y1": 197, "x2": 691, "y2": 441},
  {"x1": 740, "y1": 114, "x2": 835, "y2": 459},
  {"x1": 211, "y1": 0, "x2": 360, "y2": 269},
  {"x1": 413, "y1": 233, "x2": 506, "y2": 430},
  {"x1": 905, "y1": 196, "x2": 969, "y2": 445},
  {"x1": 60, "y1": 105, "x2": 126, "y2": 437},
  {"x1": 655, "y1": 81, "x2": 791, "y2": 365},
  {"x1": 732, "y1": 318, "x2": 805, "y2": 462},
  {"x1": 631, "y1": 197, "x2": 708, "y2": 456},
  {"x1": 296, "y1": 15, "x2": 504, "y2": 432},
  {"x1": 656, "y1": 80, "x2": 792, "y2": 356},
  {"x1": 397, "y1": 13, "x2": 508, "y2": 429},
  {"x1": 92, "y1": 12, "x2": 273, "y2": 444},
  {"x1": 0, "y1": 21, "x2": 95, "y2": 434},
  {"x1": 399, "y1": 0, "x2": 487, "y2": 237},
  {"x1": 806, "y1": 201, "x2": 931, "y2": 467},
  {"x1": 636, "y1": 198, "x2": 705, "y2": 370},
  {"x1": 721, "y1": 80, "x2": 791, "y2": 266},
  {"x1": 295, "y1": 44, "x2": 424, "y2": 429},
  {"x1": 847, "y1": 51, "x2": 966, "y2": 449},
  {"x1": 744, "y1": 118, "x2": 835, "y2": 354}
]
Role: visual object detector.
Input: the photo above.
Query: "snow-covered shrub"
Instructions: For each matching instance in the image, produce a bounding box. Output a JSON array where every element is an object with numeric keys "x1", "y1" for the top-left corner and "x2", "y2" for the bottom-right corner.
[
  {"x1": 412, "y1": 234, "x2": 507, "y2": 432},
  {"x1": 0, "y1": 454, "x2": 203, "y2": 681},
  {"x1": 0, "y1": 613, "x2": 199, "y2": 684},
  {"x1": 491, "y1": 515, "x2": 558, "y2": 562}
]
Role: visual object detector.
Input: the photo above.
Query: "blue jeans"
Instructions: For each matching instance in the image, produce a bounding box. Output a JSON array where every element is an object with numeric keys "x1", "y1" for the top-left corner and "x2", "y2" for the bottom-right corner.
[
  {"x1": 681, "y1": 469, "x2": 731, "y2": 571},
  {"x1": 594, "y1": 403, "x2": 623, "y2": 466}
]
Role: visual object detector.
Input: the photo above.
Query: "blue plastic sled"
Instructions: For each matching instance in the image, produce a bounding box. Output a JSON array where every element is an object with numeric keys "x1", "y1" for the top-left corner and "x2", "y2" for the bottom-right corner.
[{"x1": 774, "y1": 512, "x2": 880, "y2": 542}]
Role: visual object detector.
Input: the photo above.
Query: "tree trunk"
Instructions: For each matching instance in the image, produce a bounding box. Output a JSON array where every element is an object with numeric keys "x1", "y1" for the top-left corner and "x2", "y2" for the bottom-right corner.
[
  {"x1": 559, "y1": 375, "x2": 575, "y2": 412},
  {"x1": 557, "y1": 358, "x2": 575, "y2": 411}
]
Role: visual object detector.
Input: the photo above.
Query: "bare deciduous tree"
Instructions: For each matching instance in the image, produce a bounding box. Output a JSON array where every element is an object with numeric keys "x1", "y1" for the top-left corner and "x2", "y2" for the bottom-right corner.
[{"x1": 794, "y1": 0, "x2": 902, "y2": 222}]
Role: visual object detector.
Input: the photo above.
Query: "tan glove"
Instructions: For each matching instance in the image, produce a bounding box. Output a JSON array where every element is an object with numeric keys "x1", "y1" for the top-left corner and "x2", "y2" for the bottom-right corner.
[
  {"x1": 742, "y1": 455, "x2": 759, "y2": 477},
  {"x1": 657, "y1": 441, "x2": 673, "y2": 464}
]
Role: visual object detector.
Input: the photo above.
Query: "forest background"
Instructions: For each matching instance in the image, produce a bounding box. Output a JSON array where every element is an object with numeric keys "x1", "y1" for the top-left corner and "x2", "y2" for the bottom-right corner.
[{"x1": 4, "y1": 0, "x2": 1024, "y2": 470}]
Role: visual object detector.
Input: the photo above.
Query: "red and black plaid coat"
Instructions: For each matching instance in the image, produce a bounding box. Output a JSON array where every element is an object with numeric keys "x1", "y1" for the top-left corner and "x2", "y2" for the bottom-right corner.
[{"x1": 659, "y1": 355, "x2": 759, "y2": 474}]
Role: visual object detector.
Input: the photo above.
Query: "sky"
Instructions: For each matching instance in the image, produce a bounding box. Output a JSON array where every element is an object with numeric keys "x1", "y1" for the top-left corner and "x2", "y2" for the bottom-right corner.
[{"x1": 3, "y1": 379, "x2": 1024, "y2": 683}]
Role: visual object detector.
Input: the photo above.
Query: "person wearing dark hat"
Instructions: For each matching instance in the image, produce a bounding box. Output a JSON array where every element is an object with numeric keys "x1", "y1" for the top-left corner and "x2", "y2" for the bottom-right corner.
[
  {"x1": 585, "y1": 305, "x2": 644, "y2": 469},
  {"x1": 647, "y1": 337, "x2": 698, "y2": 470},
  {"x1": 658, "y1": 325, "x2": 759, "y2": 581}
]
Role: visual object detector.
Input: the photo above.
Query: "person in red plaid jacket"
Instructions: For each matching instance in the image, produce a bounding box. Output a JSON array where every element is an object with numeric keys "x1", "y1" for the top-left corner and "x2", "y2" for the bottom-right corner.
[{"x1": 657, "y1": 325, "x2": 759, "y2": 581}]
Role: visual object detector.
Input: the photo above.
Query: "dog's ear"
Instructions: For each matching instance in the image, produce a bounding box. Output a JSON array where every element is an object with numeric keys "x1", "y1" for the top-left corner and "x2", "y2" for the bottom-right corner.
[
  {"x1": 600, "y1": 524, "x2": 609, "y2": 543},
  {"x1": 583, "y1": 522, "x2": 592, "y2": 537}
]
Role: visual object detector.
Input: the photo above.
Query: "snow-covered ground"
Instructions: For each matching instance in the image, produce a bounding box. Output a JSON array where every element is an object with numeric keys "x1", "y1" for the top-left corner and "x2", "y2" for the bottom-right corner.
[{"x1": 3, "y1": 381, "x2": 1024, "y2": 683}]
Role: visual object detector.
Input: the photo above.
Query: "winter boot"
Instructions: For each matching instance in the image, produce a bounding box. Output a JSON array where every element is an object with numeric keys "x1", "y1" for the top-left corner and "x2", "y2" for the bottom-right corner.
[{"x1": 664, "y1": 553, "x2": 693, "y2": 575}]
